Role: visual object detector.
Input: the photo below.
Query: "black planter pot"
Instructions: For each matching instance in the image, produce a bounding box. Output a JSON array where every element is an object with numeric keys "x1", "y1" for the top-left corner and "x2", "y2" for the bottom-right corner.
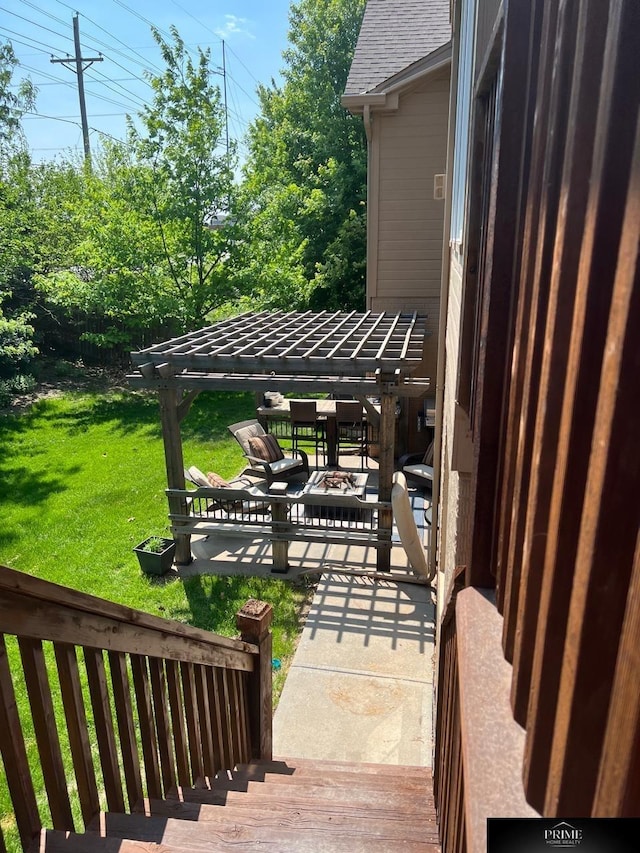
[{"x1": 133, "y1": 537, "x2": 176, "y2": 576}]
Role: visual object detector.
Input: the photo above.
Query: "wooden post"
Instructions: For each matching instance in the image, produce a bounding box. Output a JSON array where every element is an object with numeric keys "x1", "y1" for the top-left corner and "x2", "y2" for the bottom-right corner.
[
  {"x1": 269, "y1": 485, "x2": 290, "y2": 573},
  {"x1": 236, "y1": 600, "x2": 273, "y2": 760},
  {"x1": 158, "y1": 388, "x2": 191, "y2": 565},
  {"x1": 377, "y1": 387, "x2": 396, "y2": 571}
]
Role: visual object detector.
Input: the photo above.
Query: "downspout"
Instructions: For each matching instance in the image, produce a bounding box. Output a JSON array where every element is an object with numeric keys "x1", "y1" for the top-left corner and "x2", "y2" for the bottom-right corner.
[
  {"x1": 429, "y1": 45, "x2": 459, "y2": 580},
  {"x1": 363, "y1": 104, "x2": 372, "y2": 142}
]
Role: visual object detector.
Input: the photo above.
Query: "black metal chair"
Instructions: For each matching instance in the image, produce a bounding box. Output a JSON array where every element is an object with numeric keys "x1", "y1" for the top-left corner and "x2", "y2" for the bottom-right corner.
[
  {"x1": 290, "y1": 400, "x2": 327, "y2": 467},
  {"x1": 335, "y1": 400, "x2": 368, "y2": 470}
]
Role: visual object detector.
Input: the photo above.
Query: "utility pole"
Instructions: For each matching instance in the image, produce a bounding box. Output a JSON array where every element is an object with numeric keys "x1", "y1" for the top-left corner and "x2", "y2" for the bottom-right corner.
[
  {"x1": 51, "y1": 14, "x2": 103, "y2": 165},
  {"x1": 221, "y1": 39, "x2": 229, "y2": 165}
]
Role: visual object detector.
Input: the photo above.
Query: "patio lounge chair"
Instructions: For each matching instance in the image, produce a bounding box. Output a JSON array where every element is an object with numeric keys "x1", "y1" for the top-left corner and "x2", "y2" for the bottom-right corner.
[
  {"x1": 184, "y1": 466, "x2": 271, "y2": 516},
  {"x1": 228, "y1": 419, "x2": 309, "y2": 485}
]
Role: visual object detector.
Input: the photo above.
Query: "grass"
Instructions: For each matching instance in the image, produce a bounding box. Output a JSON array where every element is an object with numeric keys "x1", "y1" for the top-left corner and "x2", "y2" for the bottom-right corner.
[
  {"x1": 0, "y1": 385, "x2": 313, "y2": 677},
  {"x1": 0, "y1": 384, "x2": 315, "y2": 848}
]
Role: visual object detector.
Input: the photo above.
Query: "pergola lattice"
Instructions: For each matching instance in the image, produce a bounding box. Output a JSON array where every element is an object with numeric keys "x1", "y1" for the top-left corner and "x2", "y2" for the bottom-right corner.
[{"x1": 128, "y1": 310, "x2": 430, "y2": 570}]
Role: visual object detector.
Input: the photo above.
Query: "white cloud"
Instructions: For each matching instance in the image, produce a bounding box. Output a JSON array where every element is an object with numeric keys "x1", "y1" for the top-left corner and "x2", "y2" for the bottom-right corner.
[{"x1": 215, "y1": 14, "x2": 255, "y2": 40}]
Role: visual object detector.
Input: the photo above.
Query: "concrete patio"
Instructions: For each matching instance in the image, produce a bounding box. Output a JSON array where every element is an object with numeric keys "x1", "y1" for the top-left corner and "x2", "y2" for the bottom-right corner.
[
  {"x1": 174, "y1": 462, "x2": 437, "y2": 769},
  {"x1": 273, "y1": 572, "x2": 436, "y2": 767}
]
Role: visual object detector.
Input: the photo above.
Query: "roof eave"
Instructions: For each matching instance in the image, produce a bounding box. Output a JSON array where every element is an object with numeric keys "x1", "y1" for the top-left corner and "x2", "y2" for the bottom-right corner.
[{"x1": 342, "y1": 40, "x2": 452, "y2": 114}]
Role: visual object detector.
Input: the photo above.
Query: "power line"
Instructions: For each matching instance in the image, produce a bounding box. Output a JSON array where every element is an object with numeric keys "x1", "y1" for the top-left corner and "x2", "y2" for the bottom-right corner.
[
  {"x1": 111, "y1": 0, "x2": 173, "y2": 42},
  {"x1": 84, "y1": 65, "x2": 147, "y2": 109},
  {"x1": 0, "y1": 4, "x2": 93, "y2": 51},
  {"x1": 53, "y1": 0, "x2": 164, "y2": 76},
  {"x1": 23, "y1": 112, "x2": 127, "y2": 119},
  {"x1": 19, "y1": 0, "x2": 69, "y2": 29},
  {"x1": 225, "y1": 42, "x2": 262, "y2": 88},
  {"x1": 17, "y1": 76, "x2": 141, "y2": 87},
  {"x1": 225, "y1": 71, "x2": 261, "y2": 109},
  {"x1": 23, "y1": 109, "x2": 80, "y2": 128},
  {"x1": 0, "y1": 24, "x2": 66, "y2": 55},
  {"x1": 17, "y1": 60, "x2": 145, "y2": 112}
]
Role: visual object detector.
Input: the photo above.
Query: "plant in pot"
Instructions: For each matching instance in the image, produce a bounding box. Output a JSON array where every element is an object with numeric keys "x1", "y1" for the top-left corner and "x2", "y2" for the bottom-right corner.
[{"x1": 133, "y1": 535, "x2": 176, "y2": 576}]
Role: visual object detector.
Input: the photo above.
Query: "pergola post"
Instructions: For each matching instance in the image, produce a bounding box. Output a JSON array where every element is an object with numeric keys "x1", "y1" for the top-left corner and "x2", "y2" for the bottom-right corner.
[
  {"x1": 377, "y1": 385, "x2": 397, "y2": 572},
  {"x1": 158, "y1": 388, "x2": 192, "y2": 565}
]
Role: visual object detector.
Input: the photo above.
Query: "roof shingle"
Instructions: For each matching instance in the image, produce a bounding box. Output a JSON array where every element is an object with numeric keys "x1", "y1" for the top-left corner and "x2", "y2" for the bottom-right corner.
[{"x1": 344, "y1": 0, "x2": 451, "y2": 96}]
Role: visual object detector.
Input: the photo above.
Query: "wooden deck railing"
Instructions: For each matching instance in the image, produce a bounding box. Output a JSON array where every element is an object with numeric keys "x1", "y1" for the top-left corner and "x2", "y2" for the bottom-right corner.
[{"x1": 0, "y1": 565, "x2": 272, "y2": 852}]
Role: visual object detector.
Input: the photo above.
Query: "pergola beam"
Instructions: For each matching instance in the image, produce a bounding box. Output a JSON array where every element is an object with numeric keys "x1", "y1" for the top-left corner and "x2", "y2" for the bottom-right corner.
[{"x1": 127, "y1": 373, "x2": 430, "y2": 397}]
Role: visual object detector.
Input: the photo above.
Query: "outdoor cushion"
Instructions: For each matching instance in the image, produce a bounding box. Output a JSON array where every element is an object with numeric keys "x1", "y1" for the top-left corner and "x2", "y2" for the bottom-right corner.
[
  {"x1": 232, "y1": 421, "x2": 265, "y2": 456},
  {"x1": 187, "y1": 466, "x2": 211, "y2": 488},
  {"x1": 267, "y1": 457, "x2": 305, "y2": 476},
  {"x1": 247, "y1": 433, "x2": 284, "y2": 463},
  {"x1": 403, "y1": 463, "x2": 434, "y2": 483},
  {"x1": 207, "y1": 471, "x2": 230, "y2": 488}
]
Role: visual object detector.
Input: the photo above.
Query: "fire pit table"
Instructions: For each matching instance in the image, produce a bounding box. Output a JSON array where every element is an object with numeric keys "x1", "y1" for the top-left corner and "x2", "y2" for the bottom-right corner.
[{"x1": 303, "y1": 470, "x2": 371, "y2": 521}]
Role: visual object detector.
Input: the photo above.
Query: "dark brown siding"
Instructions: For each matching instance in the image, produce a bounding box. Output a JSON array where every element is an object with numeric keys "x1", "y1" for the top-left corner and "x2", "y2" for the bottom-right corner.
[{"x1": 436, "y1": 0, "x2": 640, "y2": 833}]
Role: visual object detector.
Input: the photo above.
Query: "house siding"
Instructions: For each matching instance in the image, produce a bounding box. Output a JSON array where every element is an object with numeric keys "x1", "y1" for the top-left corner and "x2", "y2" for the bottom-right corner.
[{"x1": 368, "y1": 69, "x2": 450, "y2": 381}]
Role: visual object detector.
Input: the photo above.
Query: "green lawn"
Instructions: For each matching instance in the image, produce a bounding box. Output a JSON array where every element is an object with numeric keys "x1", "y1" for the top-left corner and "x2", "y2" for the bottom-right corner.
[
  {"x1": 0, "y1": 385, "x2": 317, "y2": 849},
  {"x1": 0, "y1": 386, "x2": 313, "y2": 686}
]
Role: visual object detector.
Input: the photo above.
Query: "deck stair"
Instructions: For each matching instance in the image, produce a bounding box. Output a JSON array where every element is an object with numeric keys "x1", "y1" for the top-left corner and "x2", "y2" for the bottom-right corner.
[{"x1": 34, "y1": 757, "x2": 440, "y2": 853}]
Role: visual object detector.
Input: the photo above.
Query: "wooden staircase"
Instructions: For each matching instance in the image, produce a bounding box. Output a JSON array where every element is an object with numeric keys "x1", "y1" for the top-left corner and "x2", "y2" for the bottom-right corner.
[
  {"x1": 0, "y1": 567, "x2": 441, "y2": 853},
  {"x1": 35, "y1": 758, "x2": 440, "y2": 852}
]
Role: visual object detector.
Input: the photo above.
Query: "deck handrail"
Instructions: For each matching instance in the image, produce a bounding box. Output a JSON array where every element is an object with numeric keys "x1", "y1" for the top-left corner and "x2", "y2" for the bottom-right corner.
[
  {"x1": 0, "y1": 562, "x2": 256, "y2": 668},
  {"x1": 0, "y1": 564, "x2": 272, "y2": 852}
]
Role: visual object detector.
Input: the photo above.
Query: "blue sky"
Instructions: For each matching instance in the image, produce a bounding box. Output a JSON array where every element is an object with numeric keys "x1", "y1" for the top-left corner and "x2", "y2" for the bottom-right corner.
[{"x1": 2, "y1": 1, "x2": 293, "y2": 163}]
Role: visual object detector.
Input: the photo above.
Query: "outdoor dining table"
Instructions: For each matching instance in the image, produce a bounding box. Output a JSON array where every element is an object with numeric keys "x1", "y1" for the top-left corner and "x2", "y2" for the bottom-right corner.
[{"x1": 256, "y1": 397, "x2": 380, "y2": 467}]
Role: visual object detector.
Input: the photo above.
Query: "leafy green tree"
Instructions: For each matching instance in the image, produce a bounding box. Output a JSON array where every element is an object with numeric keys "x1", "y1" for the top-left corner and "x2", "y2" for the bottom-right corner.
[
  {"x1": 0, "y1": 42, "x2": 34, "y2": 151},
  {"x1": 241, "y1": 0, "x2": 367, "y2": 310},
  {"x1": 37, "y1": 27, "x2": 241, "y2": 346},
  {"x1": 0, "y1": 41, "x2": 38, "y2": 390},
  {"x1": 129, "y1": 26, "x2": 240, "y2": 329},
  {"x1": 35, "y1": 144, "x2": 175, "y2": 348}
]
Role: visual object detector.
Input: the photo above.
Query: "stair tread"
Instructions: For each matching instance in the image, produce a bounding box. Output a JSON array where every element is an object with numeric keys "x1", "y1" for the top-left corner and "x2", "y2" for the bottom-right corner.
[
  {"x1": 219, "y1": 765, "x2": 431, "y2": 790},
  {"x1": 30, "y1": 828, "x2": 169, "y2": 853},
  {"x1": 168, "y1": 785, "x2": 435, "y2": 819},
  {"x1": 136, "y1": 798, "x2": 439, "y2": 842},
  {"x1": 210, "y1": 768, "x2": 431, "y2": 793},
  {"x1": 265, "y1": 757, "x2": 432, "y2": 778},
  {"x1": 92, "y1": 811, "x2": 440, "y2": 852}
]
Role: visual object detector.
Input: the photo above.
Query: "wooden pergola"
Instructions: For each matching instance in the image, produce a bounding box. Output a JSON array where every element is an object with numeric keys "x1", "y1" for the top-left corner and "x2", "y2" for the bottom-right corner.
[{"x1": 128, "y1": 310, "x2": 430, "y2": 571}]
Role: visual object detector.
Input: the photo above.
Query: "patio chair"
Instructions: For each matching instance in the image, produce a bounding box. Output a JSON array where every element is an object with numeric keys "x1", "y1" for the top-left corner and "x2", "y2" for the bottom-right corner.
[
  {"x1": 228, "y1": 419, "x2": 309, "y2": 485},
  {"x1": 290, "y1": 400, "x2": 327, "y2": 467},
  {"x1": 335, "y1": 400, "x2": 368, "y2": 470},
  {"x1": 399, "y1": 440, "x2": 434, "y2": 492},
  {"x1": 184, "y1": 466, "x2": 271, "y2": 516}
]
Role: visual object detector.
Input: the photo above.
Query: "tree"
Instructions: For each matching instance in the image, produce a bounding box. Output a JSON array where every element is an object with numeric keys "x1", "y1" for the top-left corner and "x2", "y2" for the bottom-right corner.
[
  {"x1": 0, "y1": 41, "x2": 38, "y2": 392},
  {"x1": 36, "y1": 27, "x2": 242, "y2": 348},
  {"x1": 129, "y1": 27, "x2": 240, "y2": 329},
  {"x1": 34, "y1": 144, "x2": 176, "y2": 348},
  {"x1": 0, "y1": 42, "x2": 34, "y2": 151},
  {"x1": 240, "y1": 0, "x2": 367, "y2": 311}
]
